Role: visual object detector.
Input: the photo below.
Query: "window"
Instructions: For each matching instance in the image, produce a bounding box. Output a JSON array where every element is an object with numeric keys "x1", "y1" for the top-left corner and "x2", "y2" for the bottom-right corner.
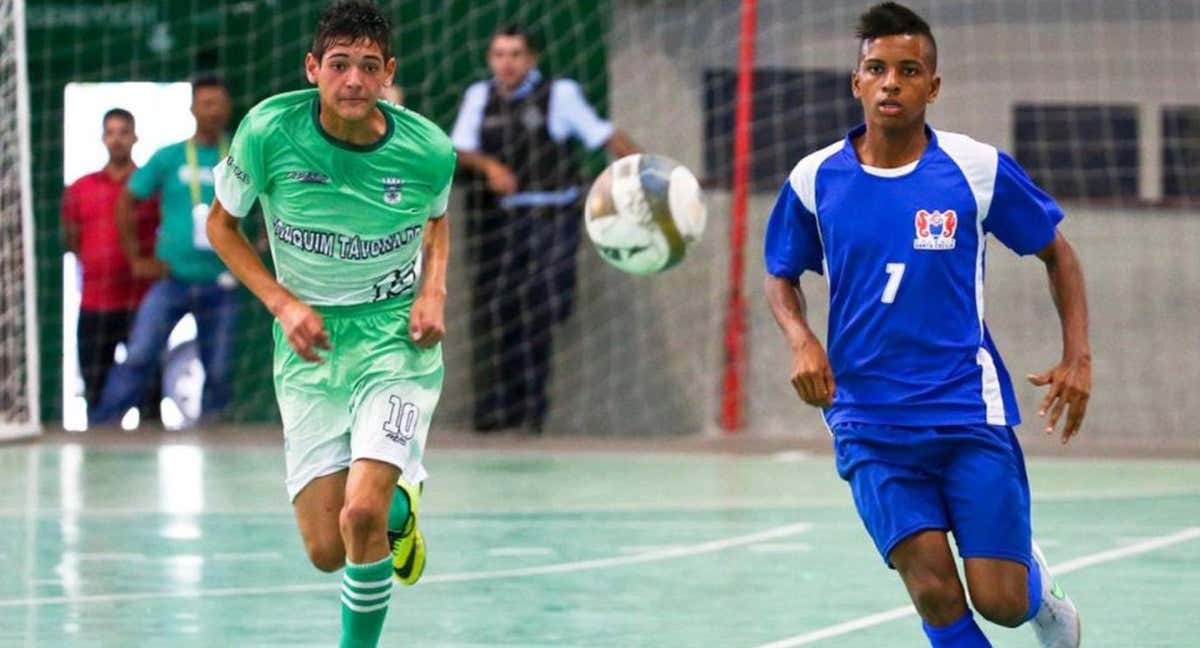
[
  {"x1": 1012, "y1": 104, "x2": 1139, "y2": 200},
  {"x1": 704, "y1": 69, "x2": 862, "y2": 191},
  {"x1": 1163, "y1": 106, "x2": 1200, "y2": 200}
]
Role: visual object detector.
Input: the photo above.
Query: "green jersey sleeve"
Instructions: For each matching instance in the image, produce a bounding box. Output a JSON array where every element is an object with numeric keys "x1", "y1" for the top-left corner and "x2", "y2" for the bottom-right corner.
[
  {"x1": 428, "y1": 137, "x2": 456, "y2": 219},
  {"x1": 214, "y1": 106, "x2": 270, "y2": 218},
  {"x1": 430, "y1": 174, "x2": 453, "y2": 218}
]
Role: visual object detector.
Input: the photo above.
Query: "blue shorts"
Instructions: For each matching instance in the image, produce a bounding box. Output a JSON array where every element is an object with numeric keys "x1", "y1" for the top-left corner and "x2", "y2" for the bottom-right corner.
[{"x1": 833, "y1": 422, "x2": 1032, "y2": 569}]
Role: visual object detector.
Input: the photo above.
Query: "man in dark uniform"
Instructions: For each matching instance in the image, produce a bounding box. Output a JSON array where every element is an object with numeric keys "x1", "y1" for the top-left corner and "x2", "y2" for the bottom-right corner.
[{"x1": 451, "y1": 23, "x2": 639, "y2": 433}]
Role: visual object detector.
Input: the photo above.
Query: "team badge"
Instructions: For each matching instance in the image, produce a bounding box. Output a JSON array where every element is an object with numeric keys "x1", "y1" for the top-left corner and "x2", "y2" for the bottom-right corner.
[
  {"x1": 913, "y1": 209, "x2": 957, "y2": 250},
  {"x1": 382, "y1": 177, "x2": 403, "y2": 204}
]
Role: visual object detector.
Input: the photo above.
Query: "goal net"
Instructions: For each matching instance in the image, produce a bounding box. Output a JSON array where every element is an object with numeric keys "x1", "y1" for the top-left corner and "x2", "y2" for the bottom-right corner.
[
  {"x1": 0, "y1": 0, "x2": 39, "y2": 440},
  {"x1": 15, "y1": 1, "x2": 1200, "y2": 448}
]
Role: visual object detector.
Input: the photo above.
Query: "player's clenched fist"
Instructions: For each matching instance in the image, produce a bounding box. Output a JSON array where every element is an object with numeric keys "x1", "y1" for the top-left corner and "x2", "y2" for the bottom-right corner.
[
  {"x1": 790, "y1": 335, "x2": 836, "y2": 409},
  {"x1": 409, "y1": 292, "x2": 445, "y2": 348},
  {"x1": 276, "y1": 297, "x2": 331, "y2": 362}
]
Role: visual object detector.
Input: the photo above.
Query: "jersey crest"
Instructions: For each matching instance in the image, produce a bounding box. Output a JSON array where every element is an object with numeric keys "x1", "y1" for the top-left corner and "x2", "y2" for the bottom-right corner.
[
  {"x1": 382, "y1": 177, "x2": 403, "y2": 204},
  {"x1": 913, "y1": 209, "x2": 957, "y2": 250}
]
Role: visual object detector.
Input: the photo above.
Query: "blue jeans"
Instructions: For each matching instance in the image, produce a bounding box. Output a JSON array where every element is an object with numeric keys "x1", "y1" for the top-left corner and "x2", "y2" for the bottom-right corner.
[{"x1": 92, "y1": 276, "x2": 239, "y2": 424}]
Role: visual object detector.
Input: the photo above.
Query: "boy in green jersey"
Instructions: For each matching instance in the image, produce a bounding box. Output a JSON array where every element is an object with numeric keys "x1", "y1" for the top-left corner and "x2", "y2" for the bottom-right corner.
[{"x1": 207, "y1": 3, "x2": 454, "y2": 646}]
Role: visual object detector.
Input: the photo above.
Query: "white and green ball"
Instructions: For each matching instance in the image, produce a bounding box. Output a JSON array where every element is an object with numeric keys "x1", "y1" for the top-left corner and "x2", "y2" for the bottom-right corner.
[{"x1": 584, "y1": 153, "x2": 707, "y2": 275}]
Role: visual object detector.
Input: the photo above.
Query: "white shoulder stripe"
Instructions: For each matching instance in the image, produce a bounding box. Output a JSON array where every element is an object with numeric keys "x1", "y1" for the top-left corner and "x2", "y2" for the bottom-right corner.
[
  {"x1": 935, "y1": 129, "x2": 999, "y2": 222},
  {"x1": 787, "y1": 139, "x2": 845, "y2": 214}
]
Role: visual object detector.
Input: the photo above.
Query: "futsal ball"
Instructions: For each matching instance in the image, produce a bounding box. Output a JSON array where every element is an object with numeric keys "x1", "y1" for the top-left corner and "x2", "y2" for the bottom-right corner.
[{"x1": 584, "y1": 153, "x2": 707, "y2": 275}]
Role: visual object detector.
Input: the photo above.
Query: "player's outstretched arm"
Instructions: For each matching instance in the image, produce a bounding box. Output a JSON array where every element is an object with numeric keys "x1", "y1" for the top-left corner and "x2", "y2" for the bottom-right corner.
[
  {"x1": 1028, "y1": 229, "x2": 1091, "y2": 444},
  {"x1": 409, "y1": 214, "x2": 449, "y2": 348},
  {"x1": 206, "y1": 200, "x2": 330, "y2": 362},
  {"x1": 765, "y1": 275, "x2": 836, "y2": 408}
]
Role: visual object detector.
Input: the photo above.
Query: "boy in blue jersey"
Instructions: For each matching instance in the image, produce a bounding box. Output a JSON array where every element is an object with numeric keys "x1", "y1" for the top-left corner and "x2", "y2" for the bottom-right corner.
[{"x1": 764, "y1": 3, "x2": 1090, "y2": 648}]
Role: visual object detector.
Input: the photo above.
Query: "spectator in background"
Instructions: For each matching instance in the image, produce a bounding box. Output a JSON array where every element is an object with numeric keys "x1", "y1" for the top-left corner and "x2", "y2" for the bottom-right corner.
[
  {"x1": 450, "y1": 23, "x2": 639, "y2": 433},
  {"x1": 61, "y1": 108, "x2": 160, "y2": 415},
  {"x1": 91, "y1": 75, "x2": 239, "y2": 426}
]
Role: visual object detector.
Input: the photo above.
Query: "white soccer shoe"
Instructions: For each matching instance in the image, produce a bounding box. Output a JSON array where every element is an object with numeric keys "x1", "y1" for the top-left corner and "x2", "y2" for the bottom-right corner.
[{"x1": 1030, "y1": 541, "x2": 1081, "y2": 648}]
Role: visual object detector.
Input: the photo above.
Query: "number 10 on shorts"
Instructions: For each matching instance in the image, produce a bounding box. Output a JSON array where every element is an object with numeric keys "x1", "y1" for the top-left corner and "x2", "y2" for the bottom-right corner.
[{"x1": 383, "y1": 395, "x2": 420, "y2": 443}]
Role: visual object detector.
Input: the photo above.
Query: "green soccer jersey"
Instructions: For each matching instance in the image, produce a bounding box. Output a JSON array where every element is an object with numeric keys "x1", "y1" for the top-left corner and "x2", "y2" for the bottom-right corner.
[{"x1": 213, "y1": 89, "x2": 456, "y2": 306}]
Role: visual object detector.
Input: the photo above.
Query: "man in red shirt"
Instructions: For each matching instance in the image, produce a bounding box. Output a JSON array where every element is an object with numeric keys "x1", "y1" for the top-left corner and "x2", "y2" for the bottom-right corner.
[{"x1": 61, "y1": 108, "x2": 160, "y2": 413}]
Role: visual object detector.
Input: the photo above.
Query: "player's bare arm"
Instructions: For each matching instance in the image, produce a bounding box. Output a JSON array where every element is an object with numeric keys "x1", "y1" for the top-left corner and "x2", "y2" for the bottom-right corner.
[
  {"x1": 456, "y1": 150, "x2": 517, "y2": 195},
  {"x1": 765, "y1": 275, "x2": 836, "y2": 408},
  {"x1": 115, "y1": 187, "x2": 168, "y2": 279},
  {"x1": 1028, "y1": 229, "x2": 1091, "y2": 444},
  {"x1": 206, "y1": 199, "x2": 330, "y2": 362},
  {"x1": 605, "y1": 129, "x2": 641, "y2": 158},
  {"x1": 61, "y1": 211, "x2": 80, "y2": 255},
  {"x1": 409, "y1": 214, "x2": 449, "y2": 348}
]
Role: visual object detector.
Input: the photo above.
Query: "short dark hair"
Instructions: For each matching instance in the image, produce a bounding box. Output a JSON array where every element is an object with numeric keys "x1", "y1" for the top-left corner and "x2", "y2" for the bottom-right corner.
[
  {"x1": 102, "y1": 107, "x2": 135, "y2": 129},
  {"x1": 191, "y1": 73, "x2": 228, "y2": 95},
  {"x1": 855, "y1": 2, "x2": 937, "y2": 70},
  {"x1": 491, "y1": 22, "x2": 541, "y2": 54},
  {"x1": 312, "y1": 0, "x2": 393, "y2": 62}
]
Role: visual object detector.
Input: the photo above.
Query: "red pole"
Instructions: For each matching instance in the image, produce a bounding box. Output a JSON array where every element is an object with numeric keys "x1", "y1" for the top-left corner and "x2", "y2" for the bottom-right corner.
[{"x1": 720, "y1": 0, "x2": 757, "y2": 433}]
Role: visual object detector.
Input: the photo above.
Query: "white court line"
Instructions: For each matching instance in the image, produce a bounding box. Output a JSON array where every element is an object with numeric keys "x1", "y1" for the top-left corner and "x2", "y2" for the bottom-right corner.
[
  {"x1": 618, "y1": 545, "x2": 687, "y2": 554},
  {"x1": 1051, "y1": 528, "x2": 1200, "y2": 572},
  {"x1": 427, "y1": 522, "x2": 809, "y2": 584},
  {"x1": 0, "y1": 522, "x2": 810, "y2": 608},
  {"x1": 749, "y1": 543, "x2": 811, "y2": 553},
  {"x1": 487, "y1": 547, "x2": 555, "y2": 557},
  {"x1": 752, "y1": 527, "x2": 1200, "y2": 648},
  {"x1": 0, "y1": 487, "x2": 1196, "y2": 518}
]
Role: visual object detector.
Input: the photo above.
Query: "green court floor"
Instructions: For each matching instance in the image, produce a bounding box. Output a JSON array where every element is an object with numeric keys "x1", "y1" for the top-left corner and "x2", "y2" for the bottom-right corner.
[{"x1": 0, "y1": 439, "x2": 1197, "y2": 647}]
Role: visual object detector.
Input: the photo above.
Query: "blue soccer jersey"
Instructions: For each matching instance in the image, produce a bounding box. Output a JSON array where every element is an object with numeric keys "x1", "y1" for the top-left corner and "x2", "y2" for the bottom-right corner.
[{"x1": 764, "y1": 125, "x2": 1064, "y2": 428}]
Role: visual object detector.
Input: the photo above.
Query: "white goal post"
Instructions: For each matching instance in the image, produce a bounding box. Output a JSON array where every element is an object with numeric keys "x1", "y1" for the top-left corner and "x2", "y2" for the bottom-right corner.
[{"x1": 0, "y1": 0, "x2": 41, "y2": 440}]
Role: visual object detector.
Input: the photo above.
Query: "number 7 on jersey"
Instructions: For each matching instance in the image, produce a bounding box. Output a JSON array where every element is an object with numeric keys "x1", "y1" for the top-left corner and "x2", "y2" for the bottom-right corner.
[{"x1": 881, "y1": 262, "x2": 906, "y2": 304}]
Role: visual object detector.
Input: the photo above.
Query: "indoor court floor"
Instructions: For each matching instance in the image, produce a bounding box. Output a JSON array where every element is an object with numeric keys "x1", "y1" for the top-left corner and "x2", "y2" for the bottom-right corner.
[{"x1": 0, "y1": 433, "x2": 1197, "y2": 647}]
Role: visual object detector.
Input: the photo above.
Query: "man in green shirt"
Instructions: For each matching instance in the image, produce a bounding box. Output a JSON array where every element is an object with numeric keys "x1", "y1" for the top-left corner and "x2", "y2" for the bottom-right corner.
[
  {"x1": 208, "y1": 3, "x2": 454, "y2": 646},
  {"x1": 92, "y1": 74, "x2": 239, "y2": 425}
]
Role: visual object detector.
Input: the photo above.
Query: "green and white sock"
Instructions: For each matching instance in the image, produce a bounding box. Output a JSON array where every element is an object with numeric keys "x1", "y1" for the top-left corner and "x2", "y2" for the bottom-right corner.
[{"x1": 339, "y1": 555, "x2": 393, "y2": 648}]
